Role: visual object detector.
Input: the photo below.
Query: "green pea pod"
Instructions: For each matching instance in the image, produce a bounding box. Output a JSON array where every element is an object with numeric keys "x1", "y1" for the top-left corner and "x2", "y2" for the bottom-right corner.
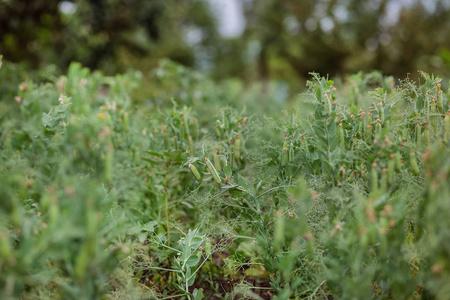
[
  {"x1": 289, "y1": 143, "x2": 294, "y2": 163},
  {"x1": 339, "y1": 124, "x2": 345, "y2": 152},
  {"x1": 188, "y1": 135, "x2": 194, "y2": 156},
  {"x1": 229, "y1": 140, "x2": 234, "y2": 170},
  {"x1": 234, "y1": 135, "x2": 241, "y2": 162},
  {"x1": 282, "y1": 147, "x2": 288, "y2": 167},
  {"x1": 380, "y1": 170, "x2": 388, "y2": 193},
  {"x1": 379, "y1": 106, "x2": 384, "y2": 123},
  {"x1": 415, "y1": 122, "x2": 421, "y2": 148},
  {"x1": 424, "y1": 125, "x2": 430, "y2": 148},
  {"x1": 325, "y1": 93, "x2": 332, "y2": 115},
  {"x1": 410, "y1": 150, "x2": 420, "y2": 176},
  {"x1": 49, "y1": 196, "x2": 59, "y2": 224},
  {"x1": 205, "y1": 158, "x2": 221, "y2": 184},
  {"x1": 134, "y1": 149, "x2": 140, "y2": 165},
  {"x1": 75, "y1": 243, "x2": 90, "y2": 282},
  {"x1": 164, "y1": 131, "x2": 170, "y2": 149},
  {"x1": 86, "y1": 206, "x2": 97, "y2": 241},
  {"x1": 388, "y1": 155, "x2": 395, "y2": 185},
  {"x1": 358, "y1": 119, "x2": 363, "y2": 137},
  {"x1": 189, "y1": 163, "x2": 201, "y2": 182},
  {"x1": 214, "y1": 149, "x2": 221, "y2": 171},
  {"x1": 395, "y1": 152, "x2": 402, "y2": 172},
  {"x1": 123, "y1": 112, "x2": 129, "y2": 132},
  {"x1": 371, "y1": 166, "x2": 378, "y2": 193},
  {"x1": 444, "y1": 112, "x2": 450, "y2": 142},
  {"x1": 366, "y1": 118, "x2": 373, "y2": 142},
  {"x1": 215, "y1": 121, "x2": 221, "y2": 140},
  {"x1": 375, "y1": 122, "x2": 382, "y2": 138},
  {"x1": 437, "y1": 94, "x2": 443, "y2": 113},
  {"x1": 431, "y1": 101, "x2": 437, "y2": 130}
]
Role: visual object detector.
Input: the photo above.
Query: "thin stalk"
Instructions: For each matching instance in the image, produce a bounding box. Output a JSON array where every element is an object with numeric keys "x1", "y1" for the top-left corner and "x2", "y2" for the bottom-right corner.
[
  {"x1": 233, "y1": 235, "x2": 257, "y2": 240},
  {"x1": 185, "y1": 276, "x2": 191, "y2": 300},
  {"x1": 165, "y1": 190, "x2": 169, "y2": 246},
  {"x1": 164, "y1": 160, "x2": 171, "y2": 247},
  {"x1": 154, "y1": 239, "x2": 181, "y2": 253},
  {"x1": 308, "y1": 280, "x2": 326, "y2": 300},
  {"x1": 237, "y1": 262, "x2": 265, "y2": 266},
  {"x1": 159, "y1": 294, "x2": 185, "y2": 300},
  {"x1": 147, "y1": 266, "x2": 180, "y2": 273},
  {"x1": 187, "y1": 253, "x2": 212, "y2": 282},
  {"x1": 256, "y1": 185, "x2": 289, "y2": 199}
]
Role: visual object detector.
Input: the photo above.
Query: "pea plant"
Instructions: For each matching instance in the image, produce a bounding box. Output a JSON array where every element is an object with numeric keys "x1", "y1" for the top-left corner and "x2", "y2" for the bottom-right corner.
[{"x1": 0, "y1": 57, "x2": 449, "y2": 299}]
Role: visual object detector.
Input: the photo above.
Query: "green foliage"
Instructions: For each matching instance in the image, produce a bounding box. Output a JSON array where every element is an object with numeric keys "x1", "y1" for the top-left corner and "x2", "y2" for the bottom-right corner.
[
  {"x1": 0, "y1": 59, "x2": 449, "y2": 299},
  {"x1": 2, "y1": 0, "x2": 450, "y2": 86},
  {"x1": 0, "y1": 0, "x2": 218, "y2": 73}
]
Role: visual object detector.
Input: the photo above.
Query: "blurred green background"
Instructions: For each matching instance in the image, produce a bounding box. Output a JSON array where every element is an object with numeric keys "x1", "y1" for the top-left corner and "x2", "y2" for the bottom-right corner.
[{"x1": 1, "y1": 0, "x2": 450, "y2": 88}]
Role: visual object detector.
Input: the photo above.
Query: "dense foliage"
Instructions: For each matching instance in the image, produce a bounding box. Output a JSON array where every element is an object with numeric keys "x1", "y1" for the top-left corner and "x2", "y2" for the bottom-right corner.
[
  {"x1": 1, "y1": 0, "x2": 450, "y2": 83},
  {"x1": 0, "y1": 57, "x2": 449, "y2": 299}
]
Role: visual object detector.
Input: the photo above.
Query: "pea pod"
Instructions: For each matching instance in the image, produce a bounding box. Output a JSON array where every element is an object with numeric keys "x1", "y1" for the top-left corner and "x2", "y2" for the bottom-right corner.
[
  {"x1": 358, "y1": 119, "x2": 363, "y2": 138},
  {"x1": 437, "y1": 93, "x2": 443, "y2": 113},
  {"x1": 214, "y1": 149, "x2": 221, "y2": 171},
  {"x1": 375, "y1": 122, "x2": 382, "y2": 138},
  {"x1": 215, "y1": 121, "x2": 222, "y2": 140},
  {"x1": 380, "y1": 169, "x2": 388, "y2": 193},
  {"x1": 75, "y1": 243, "x2": 92, "y2": 282},
  {"x1": 410, "y1": 149, "x2": 420, "y2": 176},
  {"x1": 431, "y1": 101, "x2": 437, "y2": 130},
  {"x1": 371, "y1": 164, "x2": 378, "y2": 193},
  {"x1": 188, "y1": 135, "x2": 194, "y2": 156},
  {"x1": 164, "y1": 131, "x2": 170, "y2": 149},
  {"x1": 229, "y1": 140, "x2": 234, "y2": 170},
  {"x1": 415, "y1": 122, "x2": 421, "y2": 148},
  {"x1": 289, "y1": 142, "x2": 294, "y2": 163},
  {"x1": 234, "y1": 135, "x2": 241, "y2": 162},
  {"x1": 395, "y1": 151, "x2": 402, "y2": 172},
  {"x1": 123, "y1": 112, "x2": 129, "y2": 132},
  {"x1": 339, "y1": 122, "x2": 345, "y2": 153},
  {"x1": 444, "y1": 112, "x2": 450, "y2": 142},
  {"x1": 379, "y1": 106, "x2": 384, "y2": 123},
  {"x1": 282, "y1": 147, "x2": 288, "y2": 167},
  {"x1": 388, "y1": 154, "x2": 395, "y2": 184},
  {"x1": 188, "y1": 163, "x2": 201, "y2": 182},
  {"x1": 205, "y1": 158, "x2": 221, "y2": 184},
  {"x1": 424, "y1": 125, "x2": 430, "y2": 148},
  {"x1": 133, "y1": 149, "x2": 140, "y2": 165},
  {"x1": 366, "y1": 114, "x2": 373, "y2": 142},
  {"x1": 324, "y1": 93, "x2": 332, "y2": 115}
]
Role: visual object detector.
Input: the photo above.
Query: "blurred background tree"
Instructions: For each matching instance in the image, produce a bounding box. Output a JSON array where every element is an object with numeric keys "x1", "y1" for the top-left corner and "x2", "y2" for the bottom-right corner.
[
  {"x1": 231, "y1": 0, "x2": 450, "y2": 87},
  {"x1": 1, "y1": 0, "x2": 450, "y2": 87},
  {"x1": 0, "y1": 0, "x2": 219, "y2": 73}
]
